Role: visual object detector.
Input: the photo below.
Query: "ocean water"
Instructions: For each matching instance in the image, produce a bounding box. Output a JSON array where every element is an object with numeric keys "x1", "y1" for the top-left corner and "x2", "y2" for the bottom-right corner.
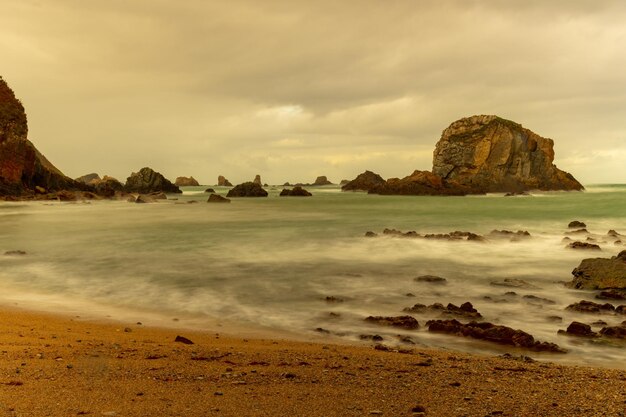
[{"x1": 1, "y1": 185, "x2": 625, "y2": 368}]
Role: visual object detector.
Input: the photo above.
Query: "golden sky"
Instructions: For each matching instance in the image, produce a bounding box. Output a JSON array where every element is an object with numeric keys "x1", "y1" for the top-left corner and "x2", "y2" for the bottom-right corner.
[{"x1": 2, "y1": 0, "x2": 625, "y2": 184}]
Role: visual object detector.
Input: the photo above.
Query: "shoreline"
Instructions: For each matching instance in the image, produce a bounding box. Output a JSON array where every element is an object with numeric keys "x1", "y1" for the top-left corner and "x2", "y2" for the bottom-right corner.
[{"x1": 1, "y1": 305, "x2": 625, "y2": 416}]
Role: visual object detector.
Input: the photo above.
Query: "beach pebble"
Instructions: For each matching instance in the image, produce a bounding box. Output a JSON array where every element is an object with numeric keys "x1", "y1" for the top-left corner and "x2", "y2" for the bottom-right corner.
[
  {"x1": 214, "y1": 391, "x2": 224, "y2": 396},
  {"x1": 174, "y1": 335, "x2": 194, "y2": 345}
]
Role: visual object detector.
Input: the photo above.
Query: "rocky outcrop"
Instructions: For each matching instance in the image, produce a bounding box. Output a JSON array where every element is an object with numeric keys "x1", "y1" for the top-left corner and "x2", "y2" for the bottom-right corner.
[
  {"x1": 404, "y1": 302, "x2": 482, "y2": 320},
  {"x1": 364, "y1": 315, "x2": 420, "y2": 330},
  {"x1": 253, "y1": 175, "x2": 262, "y2": 186},
  {"x1": 76, "y1": 173, "x2": 101, "y2": 184},
  {"x1": 217, "y1": 175, "x2": 232, "y2": 187},
  {"x1": 207, "y1": 194, "x2": 231, "y2": 203},
  {"x1": 312, "y1": 176, "x2": 332, "y2": 185},
  {"x1": 175, "y1": 176, "x2": 199, "y2": 187},
  {"x1": 1, "y1": 77, "x2": 87, "y2": 196},
  {"x1": 432, "y1": 115, "x2": 583, "y2": 193},
  {"x1": 124, "y1": 167, "x2": 181, "y2": 194},
  {"x1": 373, "y1": 170, "x2": 468, "y2": 196},
  {"x1": 226, "y1": 182, "x2": 268, "y2": 197},
  {"x1": 341, "y1": 170, "x2": 386, "y2": 192},
  {"x1": 569, "y1": 250, "x2": 626, "y2": 290},
  {"x1": 427, "y1": 319, "x2": 565, "y2": 353},
  {"x1": 280, "y1": 186, "x2": 312, "y2": 197},
  {"x1": 92, "y1": 175, "x2": 124, "y2": 197}
]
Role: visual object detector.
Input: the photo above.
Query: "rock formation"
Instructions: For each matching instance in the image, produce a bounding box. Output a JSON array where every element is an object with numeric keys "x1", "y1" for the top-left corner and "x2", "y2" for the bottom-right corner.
[
  {"x1": 279, "y1": 186, "x2": 312, "y2": 197},
  {"x1": 124, "y1": 167, "x2": 181, "y2": 194},
  {"x1": 341, "y1": 170, "x2": 386, "y2": 192},
  {"x1": 175, "y1": 176, "x2": 200, "y2": 187},
  {"x1": 0, "y1": 77, "x2": 86, "y2": 196},
  {"x1": 432, "y1": 115, "x2": 583, "y2": 193},
  {"x1": 207, "y1": 194, "x2": 231, "y2": 203},
  {"x1": 569, "y1": 250, "x2": 626, "y2": 290},
  {"x1": 226, "y1": 182, "x2": 268, "y2": 197},
  {"x1": 217, "y1": 175, "x2": 232, "y2": 187},
  {"x1": 342, "y1": 115, "x2": 583, "y2": 195},
  {"x1": 253, "y1": 175, "x2": 262, "y2": 186},
  {"x1": 312, "y1": 176, "x2": 332, "y2": 186},
  {"x1": 76, "y1": 173, "x2": 101, "y2": 184}
]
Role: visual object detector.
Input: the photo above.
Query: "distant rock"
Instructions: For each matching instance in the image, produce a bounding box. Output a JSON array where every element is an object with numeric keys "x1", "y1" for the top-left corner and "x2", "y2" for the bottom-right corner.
[
  {"x1": 404, "y1": 302, "x2": 482, "y2": 320},
  {"x1": 1, "y1": 77, "x2": 88, "y2": 196},
  {"x1": 341, "y1": 170, "x2": 386, "y2": 192},
  {"x1": 75, "y1": 173, "x2": 101, "y2": 184},
  {"x1": 373, "y1": 170, "x2": 468, "y2": 196},
  {"x1": 567, "y1": 241, "x2": 601, "y2": 251},
  {"x1": 427, "y1": 319, "x2": 565, "y2": 353},
  {"x1": 599, "y1": 322, "x2": 626, "y2": 339},
  {"x1": 566, "y1": 300, "x2": 615, "y2": 314},
  {"x1": 432, "y1": 115, "x2": 584, "y2": 193},
  {"x1": 93, "y1": 176, "x2": 124, "y2": 197},
  {"x1": 175, "y1": 176, "x2": 199, "y2": 187},
  {"x1": 569, "y1": 250, "x2": 626, "y2": 290},
  {"x1": 124, "y1": 167, "x2": 181, "y2": 194},
  {"x1": 415, "y1": 275, "x2": 447, "y2": 284},
  {"x1": 207, "y1": 194, "x2": 230, "y2": 203},
  {"x1": 253, "y1": 175, "x2": 262, "y2": 186},
  {"x1": 568, "y1": 220, "x2": 587, "y2": 228},
  {"x1": 279, "y1": 186, "x2": 312, "y2": 197},
  {"x1": 312, "y1": 176, "x2": 332, "y2": 185},
  {"x1": 226, "y1": 182, "x2": 268, "y2": 197},
  {"x1": 558, "y1": 321, "x2": 597, "y2": 337},
  {"x1": 204, "y1": 188, "x2": 216, "y2": 193},
  {"x1": 489, "y1": 278, "x2": 537, "y2": 289},
  {"x1": 364, "y1": 315, "x2": 419, "y2": 330},
  {"x1": 339, "y1": 179, "x2": 349, "y2": 186},
  {"x1": 217, "y1": 175, "x2": 232, "y2": 187}
]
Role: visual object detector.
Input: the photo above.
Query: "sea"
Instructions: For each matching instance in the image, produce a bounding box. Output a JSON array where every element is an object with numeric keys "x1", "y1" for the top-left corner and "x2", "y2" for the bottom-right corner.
[{"x1": 1, "y1": 184, "x2": 625, "y2": 368}]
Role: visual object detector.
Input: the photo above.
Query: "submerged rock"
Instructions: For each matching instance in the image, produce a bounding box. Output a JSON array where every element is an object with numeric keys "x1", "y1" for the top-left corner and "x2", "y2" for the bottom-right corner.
[
  {"x1": 427, "y1": 319, "x2": 566, "y2": 353},
  {"x1": 490, "y1": 278, "x2": 537, "y2": 289},
  {"x1": 599, "y1": 322, "x2": 626, "y2": 339},
  {"x1": 364, "y1": 315, "x2": 420, "y2": 330},
  {"x1": 204, "y1": 188, "x2": 216, "y2": 193},
  {"x1": 569, "y1": 250, "x2": 626, "y2": 290},
  {"x1": 404, "y1": 302, "x2": 482, "y2": 320},
  {"x1": 558, "y1": 322, "x2": 597, "y2": 337},
  {"x1": 226, "y1": 182, "x2": 268, "y2": 197},
  {"x1": 414, "y1": 275, "x2": 447, "y2": 284}
]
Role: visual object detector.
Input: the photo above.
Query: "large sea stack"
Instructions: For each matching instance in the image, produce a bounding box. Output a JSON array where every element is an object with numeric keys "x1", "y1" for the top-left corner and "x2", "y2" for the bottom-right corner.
[
  {"x1": 432, "y1": 115, "x2": 583, "y2": 193},
  {"x1": 124, "y1": 167, "x2": 181, "y2": 194},
  {"x1": 0, "y1": 77, "x2": 85, "y2": 196}
]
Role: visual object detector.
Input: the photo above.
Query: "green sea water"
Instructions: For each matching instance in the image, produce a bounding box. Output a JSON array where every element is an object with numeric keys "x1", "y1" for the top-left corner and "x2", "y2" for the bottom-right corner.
[{"x1": 0, "y1": 184, "x2": 625, "y2": 367}]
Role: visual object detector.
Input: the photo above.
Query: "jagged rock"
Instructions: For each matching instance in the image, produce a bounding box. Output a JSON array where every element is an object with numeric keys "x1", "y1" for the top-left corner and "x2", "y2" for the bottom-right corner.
[
  {"x1": 372, "y1": 170, "x2": 468, "y2": 196},
  {"x1": 565, "y1": 300, "x2": 615, "y2": 314},
  {"x1": 0, "y1": 77, "x2": 88, "y2": 196},
  {"x1": 414, "y1": 275, "x2": 447, "y2": 284},
  {"x1": 568, "y1": 220, "x2": 587, "y2": 228},
  {"x1": 92, "y1": 175, "x2": 124, "y2": 197},
  {"x1": 253, "y1": 175, "x2": 262, "y2": 185},
  {"x1": 569, "y1": 250, "x2": 626, "y2": 290},
  {"x1": 364, "y1": 315, "x2": 420, "y2": 330},
  {"x1": 312, "y1": 176, "x2": 332, "y2": 185},
  {"x1": 226, "y1": 182, "x2": 268, "y2": 197},
  {"x1": 341, "y1": 170, "x2": 386, "y2": 192},
  {"x1": 558, "y1": 321, "x2": 597, "y2": 337},
  {"x1": 432, "y1": 115, "x2": 583, "y2": 193},
  {"x1": 567, "y1": 241, "x2": 601, "y2": 251},
  {"x1": 124, "y1": 167, "x2": 181, "y2": 194},
  {"x1": 279, "y1": 186, "x2": 312, "y2": 197},
  {"x1": 207, "y1": 194, "x2": 230, "y2": 203},
  {"x1": 175, "y1": 176, "x2": 199, "y2": 186},
  {"x1": 404, "y1": 302, "x2": 482, "y2": 320},
  {"x1": 217, "y1": 175, "x2": 232, "y2": 187},
  {"x1": 427, "y1": 319, "x2": 566, "y2": 352}
]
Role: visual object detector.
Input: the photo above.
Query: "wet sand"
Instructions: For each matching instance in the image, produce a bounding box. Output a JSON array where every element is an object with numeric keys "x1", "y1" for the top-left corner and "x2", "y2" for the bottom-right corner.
[{"x1": 1, "y1": 306, "x2": 625, "y2": 417}]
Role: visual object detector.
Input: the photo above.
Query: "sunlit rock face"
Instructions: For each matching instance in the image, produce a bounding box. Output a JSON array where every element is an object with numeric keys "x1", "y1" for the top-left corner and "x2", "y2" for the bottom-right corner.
[
  {"x1": 432, "y1": 115, "x2": 583, "y2": 193},
  {"x1": 0, "y1": 77, "x2": 82, "y2": 196}
]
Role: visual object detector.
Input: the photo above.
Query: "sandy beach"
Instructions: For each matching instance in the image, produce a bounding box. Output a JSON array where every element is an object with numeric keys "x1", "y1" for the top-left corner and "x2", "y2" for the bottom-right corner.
[{"x1": 1, "y1": 306, "x2": 625, "y2": 417}]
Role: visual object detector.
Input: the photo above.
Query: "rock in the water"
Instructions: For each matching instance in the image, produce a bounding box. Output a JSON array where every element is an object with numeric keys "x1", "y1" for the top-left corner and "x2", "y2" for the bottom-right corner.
[
  {"x1": 404, "y1": 302, "x2": 482, "y2": 320},
  {"x1": 490, "y1": 278, "x2": 537, "y2": 289},
  {"x1": 373, "y1": 170, "x2": 468, "y2": 196},
  {"x1": 92, "y1": 175, "x2": 124, "y2": 197},
  {"x1": 175, "y1": 176, "x2": 199, "y2": 187},
  {"x1": 567, "y1": 241, "x2": 601, "y2": 251},
  {"x1": 312, "y1": 176, "x2": 332, "y2": 186},
  {"x1": 569, "y1": 250, "x2": 626, "y2": 290},
  {"x1": 427, "y1": 319, "x2": 565, "y2": 353},
  {"x1": 207, "y1": 194, "x2": 231, "y2": 203},
  {"x1": 599, "y1": 322, "x2": 626, "y2": 339},
  {"x1": 568, "y1": 220, "x2": 587, "y2": 228},
  {"x1": 124, "y1": 167, "x2": 181, "y2": 194},
  {"x1": 1, "y1": 77, "x2": 88, "y2": 196},
  {"x1": 217, "y1": 175, "x2": 232, "y2": 187},
  {"x1": 341, "y1": 170, "x2": 386, "y2": 192},
  {"x1": 431, "y1": 115, "x2": 583, "y2": 193},
  {"x1": 596, "y1": 290, "x2": 626, "y2": 301},
  {"x1": 558, "y1": 321, "x2": 597, "y2": 337},
  {"x1": 279, "y1": 186, "x2": 312, "y2": 197},
  {"x1": 565, "y1": 300, "x2": 615, "y2": 314},
  {"x1": 415, "y1": 275, "x2": 447, "y2": 284},
  {"x1": 339, "y1": 179, "x2": 349, "y2": 186},
  {"x1": 226, "y1": 182, "x2": 268, "y2": 197},
  {"x1": 253, "y1": 175, "x2": 262, "y2": 186},
  {"x1": 364, "y1": 315, "x2": 419, "y2": 330},
  {"x1": 204, "y1": 188, "x2": 216, "y2": 193},
  {"x1": 4, "y1": 250, "x2": 26, "y2": 256}
]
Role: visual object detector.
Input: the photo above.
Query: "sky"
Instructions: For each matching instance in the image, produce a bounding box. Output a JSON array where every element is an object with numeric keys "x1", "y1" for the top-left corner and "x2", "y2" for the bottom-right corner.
[{"x1": 1, "y1": 0, "x2": 626, "y2": 185}]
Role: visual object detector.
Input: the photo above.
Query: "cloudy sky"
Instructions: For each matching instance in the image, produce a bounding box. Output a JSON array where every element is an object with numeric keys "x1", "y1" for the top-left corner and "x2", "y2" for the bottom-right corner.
[{"x1": 2, "y1": 0, "x2": 625, "y2": 185}]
